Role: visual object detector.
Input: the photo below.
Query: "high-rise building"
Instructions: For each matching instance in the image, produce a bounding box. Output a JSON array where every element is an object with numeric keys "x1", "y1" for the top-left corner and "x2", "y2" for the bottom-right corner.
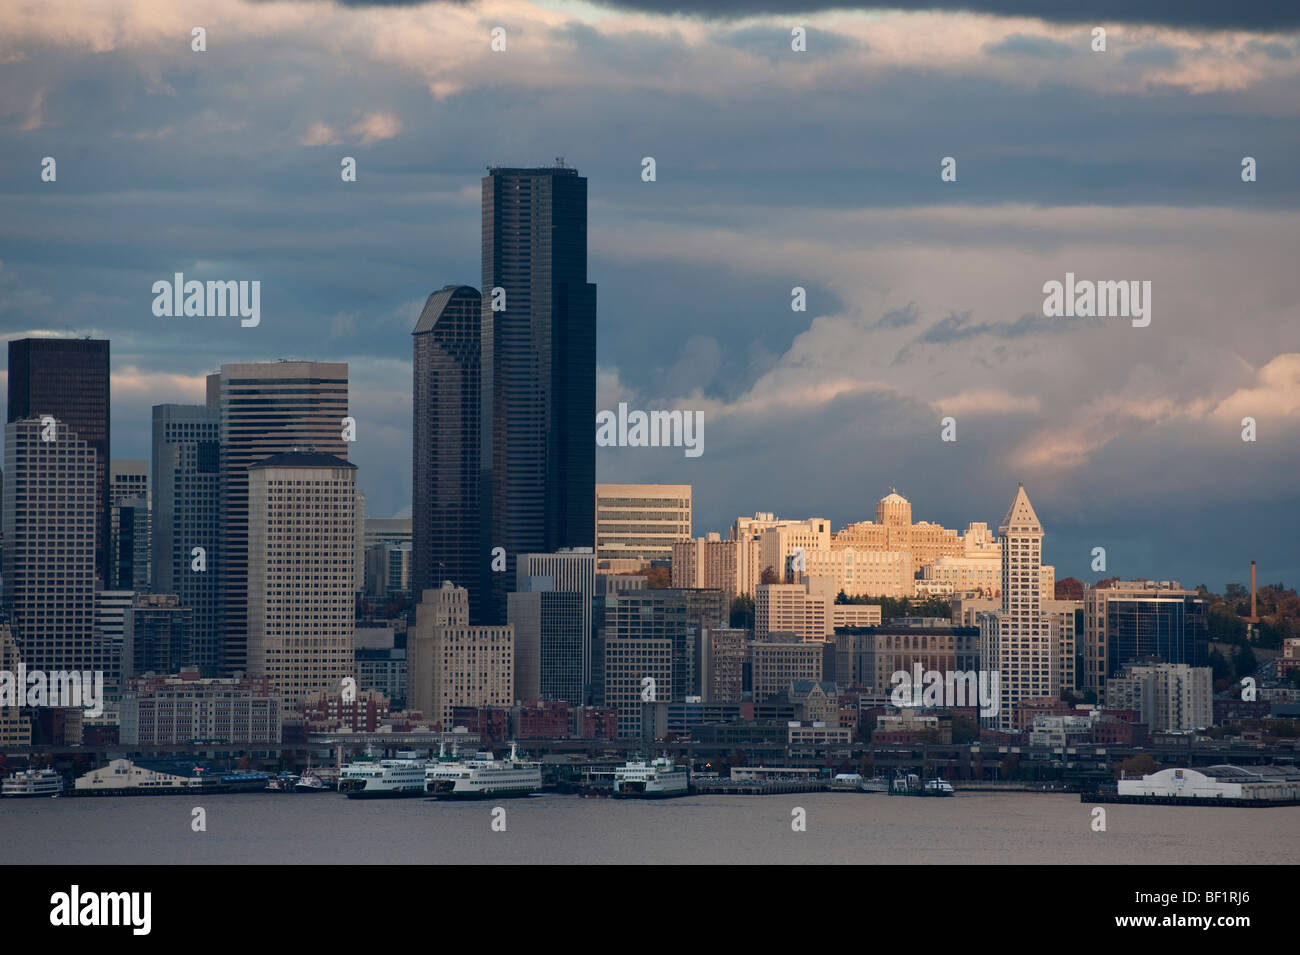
[
  {"x1": 507, "y1": 585, "x2": 584, "y2": 705},
  {"x1": 481, "y1": 165, "x2": 597, "y2": 623},
  {"x1": 672, "y1": 533, "x2": 762, "y2": 601},
  {"x1": 603, "y1": 637, "x2": 672, "y2": 740},
  {"x1": 123, "y1": 594, "x2": 195, "y2": 679},
  {"x1": 93, "y1": 590, "x2": 134, "y2": 697},
  {"x1": 594, "y1": 483, "x2": 692, "y2": 565},
  {"x1": 516, "y1": 548, "x2": 596, "y2": 693},
  {"x1": 979, "y1": 485, "x2": 1055, "y2": 731},
  {"x1": 3, "y1": 418, "x2": 98, "y2": 674},
  {"x1": 246, "y1": 452, "x2": 358, "y2": 711},
  {"x1": 1083, "y1": 581, "x2": 1209, "y2": 694},
  {"x1": 109, "y1": 462, "x2": 150, "y2": 592},
  {"x1": 7, "y1": 338, "x2": 110, "y2": 580},
  {"x1": 412, "y1": 285, "x2": 483, "y2": 615},
  {"x1": 700, "y1": 627, "x2": 748, "y2": 704},
  {"x1": 750, "y1": 638, "x2": 825, "y2": 703},
  {"x1": 407, "y1": 582, "x2": 514, "y2": 728},
  {"x1": 151, "y1": 404, "x2": 221, "y2": 674},
  {"x1": 1106, "y1": 662, "x2": 1213, "y2": 732},
  {"x1": 209, "y1": 362, "x2": 348, "y2": 675}
]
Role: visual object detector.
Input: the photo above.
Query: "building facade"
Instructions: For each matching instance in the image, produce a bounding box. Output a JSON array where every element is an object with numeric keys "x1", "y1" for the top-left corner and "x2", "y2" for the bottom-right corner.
[{"x1": 481, "y1": 165, "x2": 596, "y2": 624}]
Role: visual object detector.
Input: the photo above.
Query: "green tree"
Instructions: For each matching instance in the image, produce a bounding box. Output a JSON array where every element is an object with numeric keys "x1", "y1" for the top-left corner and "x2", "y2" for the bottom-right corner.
[
  {"x1": 951, "y1": 714, "x2": 979, "y2": 744},
  {"x1": 729, "y1": 595, "x2": 754, "y2": 630},
  {"x1": 1232, "y1": 644, "x2": 1258, "y2": 681}
]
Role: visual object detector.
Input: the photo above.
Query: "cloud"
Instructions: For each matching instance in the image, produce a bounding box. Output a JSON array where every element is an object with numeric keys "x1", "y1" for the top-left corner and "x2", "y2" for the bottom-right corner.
[{"x1": 349, "y1": 111, "x2": 402, "y2": 144}]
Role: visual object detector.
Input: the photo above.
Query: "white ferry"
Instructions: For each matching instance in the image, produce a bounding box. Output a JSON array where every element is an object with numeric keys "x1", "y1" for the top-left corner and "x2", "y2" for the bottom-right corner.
[
  {"x1": 426, "y1": 743, "x2": 542, "y2": 799},
  {"x1": 338, "y1": 751, "x2": 431, "y2": 799},
  {"x1": 2, "y1": 768, "x2": 64, "y2": 797},
  {"x1": 612, "y1": 756, "x2": 689, "y2": 798}
]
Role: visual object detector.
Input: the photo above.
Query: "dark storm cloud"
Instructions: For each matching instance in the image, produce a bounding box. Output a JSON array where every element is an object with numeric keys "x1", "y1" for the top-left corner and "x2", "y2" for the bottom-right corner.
[{"x1": 588, "y1": 1, "x2": 1300, "y2": 32}]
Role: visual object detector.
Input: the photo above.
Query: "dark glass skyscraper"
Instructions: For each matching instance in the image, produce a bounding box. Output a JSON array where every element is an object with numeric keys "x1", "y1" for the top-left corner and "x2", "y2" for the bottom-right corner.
[
  {"x1": 481, "y1": 165, "x2": 597, "y2": 623},
  {"x1": 412, "y1": 285, "x2": 483, "y2": 619},
  {"x1": 7, "y1": 337, "x2": 111, "y2": 581}
]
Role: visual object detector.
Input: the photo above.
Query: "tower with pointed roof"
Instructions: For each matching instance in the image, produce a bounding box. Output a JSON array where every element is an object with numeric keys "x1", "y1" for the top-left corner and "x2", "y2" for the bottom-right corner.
[{"x1": 979, "y1": 483, "x2": 1055, "y2": 730}]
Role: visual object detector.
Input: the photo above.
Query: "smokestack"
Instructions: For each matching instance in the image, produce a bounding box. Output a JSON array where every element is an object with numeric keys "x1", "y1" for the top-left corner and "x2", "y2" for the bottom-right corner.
[{"x1": 1251, "y1": 561, "x2": 1257, "y2": 621}]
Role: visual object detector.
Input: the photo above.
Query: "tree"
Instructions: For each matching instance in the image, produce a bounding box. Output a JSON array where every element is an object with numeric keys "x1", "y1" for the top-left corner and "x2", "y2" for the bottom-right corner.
[
  {"x1": 1054, "y1": 577, "x2": 1085, "y2": 600},
  {"x1": 644, "y1": 566, "x2": 671, "y2": 588},
  {"x1": 1232, "y1": 644, "x2": 1258, "y2": 681},
  {"x1": 730, "y1": 594, "x2": 754, "y2": 630},
  {"x1": 951, "y1": 714, "x2": 979, "y2": 744},
  {"x1": 1115, "y1": 753, "x2": 1160, "y2": 780},
  {"x1": 760, "y1": 566, "x2": 780, "y2": 586},
  {"x1": 727, "y1": 748, "x2": 747, "y2": 769},
  {"x1": 1208, "y1": 648, "x2": 1232, "y2": 683}
]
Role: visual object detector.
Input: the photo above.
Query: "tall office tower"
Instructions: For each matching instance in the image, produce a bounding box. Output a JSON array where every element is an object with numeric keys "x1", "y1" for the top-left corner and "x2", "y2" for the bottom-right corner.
[
  {"x1": 246, "y1": 452, "x2": 357, "y2": 711},
  {"x1": 151, "y1": 405, "x2": 221, "y2": 674},
  {"x1": 1083, "y1": 581, "x2": 1209, "y2": 695},
  {"x1": 412, "y1": 285, "x2": 483, "y2": 615},
  {"x1": 508, "y1": 585, "x2": 584, "y2": 705},
  {"x1": 481, "y1": 165, "x2": 597, "y2": 624},
  {"x1": 979, "y1": 484, "x2": 1054, "y2": 731},
  {"x1": 93, "y1": 590, "x2": 134, "y2": 697},
  {"x1": 603, "y1": 637, "x2": 672, "y2": 740},
  {"x1": 407, "y1": 582, "x2": 514, "y2": 728},
  {"x1": 7, "y1": 338, "x2": 111, "y2": 580},
  {"x1": 110, "y1": 460, "x2": 148, "y2": 501},
  {"x1": 123, "y1": 594, "x2": 194, "y2": 679},
  {"x1": 209, "y1": 362, "x2": 348, "y2": 676},
  {"x1": 109, "y1": 460, "x2": 150, "y2": 592},
  {"x1": 516, "y1": 548, "x2": 595, "y2": 694},
  {"x1": 3, "y1": 418, "x2": 98, "y2": 674},
  {"x1": 594, "y1": 484, "x2": 692, "y2": 566},
  {"x1": 109, "y1": 497, "x2": 150, "y2": 592}
]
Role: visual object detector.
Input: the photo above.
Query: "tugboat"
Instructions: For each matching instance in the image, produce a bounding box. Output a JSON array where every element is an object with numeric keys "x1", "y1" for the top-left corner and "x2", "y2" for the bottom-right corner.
[{"x1": 266, "y1": 771, "x2": 299, "y2": 792}]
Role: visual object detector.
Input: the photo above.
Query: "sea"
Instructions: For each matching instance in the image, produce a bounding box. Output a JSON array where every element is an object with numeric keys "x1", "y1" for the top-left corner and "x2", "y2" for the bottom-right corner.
[{"x1": 3, "y1": 791, "x2": 1296, "y2": 864}]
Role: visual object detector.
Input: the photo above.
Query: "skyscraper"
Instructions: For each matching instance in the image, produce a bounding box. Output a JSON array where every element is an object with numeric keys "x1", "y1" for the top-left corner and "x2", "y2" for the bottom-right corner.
[
  {"x1": 247, "y1": 451, "x2": 358, "y2": 710},
  {"x1": 412, "y1": 285, "x2": 482, "y2": 615},
  {"x1": 2, "y1": 418, "x2": 98, "y2": 673},
  {"x1": 209, "y1": 362, "x2": 349, "y2": 676},
  {"x1": 980, "y1": 484, "x2": 1054, "y2": 731},
  {"x1": 109, "y1": 460, "x2": 150, "y2": 592},
  {"x1": 481, "y1": 165, "x2": 596, "y2": 623},
  {"x1": 7, "y1": 338, "x2": 110, "y2": 580},
  {"x1": 151, "y1": 404, "x2": 221, "y2": 673}
]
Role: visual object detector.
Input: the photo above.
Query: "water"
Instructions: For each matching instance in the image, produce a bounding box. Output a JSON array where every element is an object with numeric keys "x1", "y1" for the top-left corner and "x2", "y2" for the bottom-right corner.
[{"x1": 2, "y1": 792, "x2": 1295, "y2": 864}]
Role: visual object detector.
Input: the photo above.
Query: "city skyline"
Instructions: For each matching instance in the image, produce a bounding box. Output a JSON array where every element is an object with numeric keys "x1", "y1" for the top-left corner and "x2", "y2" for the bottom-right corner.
[{"x1": 2, "y1": 3, "x2": 1298, "y2": 588}]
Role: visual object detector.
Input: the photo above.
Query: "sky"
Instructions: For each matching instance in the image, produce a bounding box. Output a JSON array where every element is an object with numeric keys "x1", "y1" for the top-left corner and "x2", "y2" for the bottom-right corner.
[{"x1": 1, "y1": 0, "x2": 1297, "y2": 592}]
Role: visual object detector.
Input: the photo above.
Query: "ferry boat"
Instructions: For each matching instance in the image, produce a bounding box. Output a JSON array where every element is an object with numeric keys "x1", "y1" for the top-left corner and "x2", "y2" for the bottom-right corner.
[
  {"x1": 922, "y1": 778, "x2": 955, "y2": 796},
  {"x1": 338, "y1": 751, "x2": 431, "y2": 799},
  {"x1": 426, "y1": 743, "x2": 542, "y2": 799},
  {"x1": 2, "y1": 768, "x2": 64, "y2": 798},
  {"x1": 612, "y1": 756, "x2": 689, "y2": 798}
]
